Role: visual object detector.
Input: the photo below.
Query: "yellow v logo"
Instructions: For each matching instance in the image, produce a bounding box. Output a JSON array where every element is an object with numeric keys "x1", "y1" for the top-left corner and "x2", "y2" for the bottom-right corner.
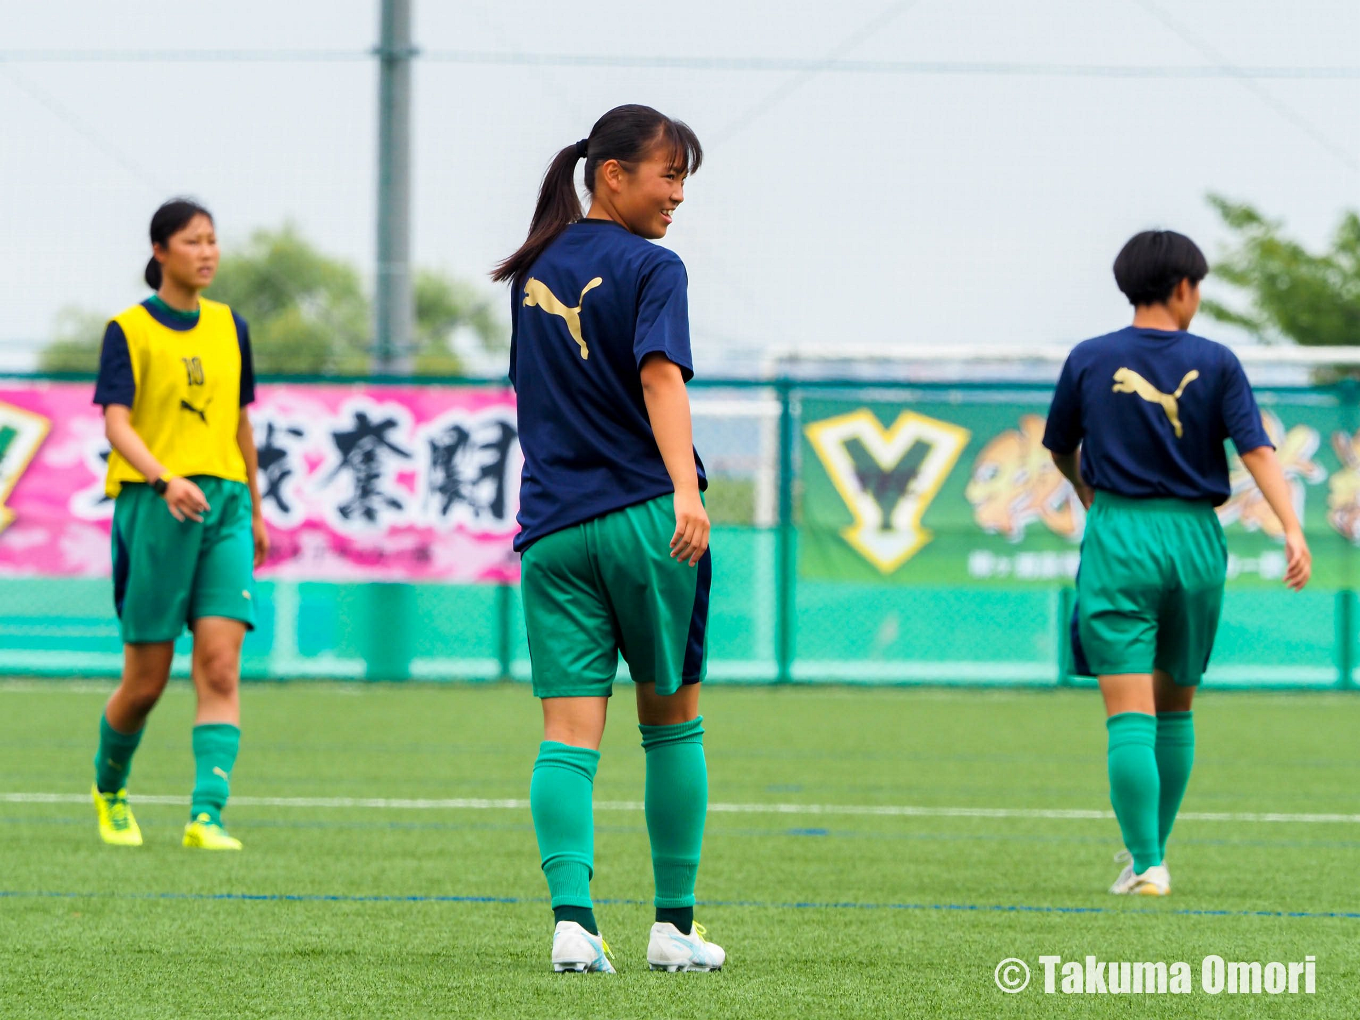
[
  {"x1": 806, "y1": 409, "x2": 971, "y2": 574},
  {"x1": 0, "y1": 402, "x2": 50, "y2": 535}
]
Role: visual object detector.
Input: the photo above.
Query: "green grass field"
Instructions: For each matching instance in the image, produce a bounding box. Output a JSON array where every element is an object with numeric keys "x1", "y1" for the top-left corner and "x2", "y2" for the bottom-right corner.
[{"x1": 2, "y1": 681, "x2": 1358, "y2": 1018}]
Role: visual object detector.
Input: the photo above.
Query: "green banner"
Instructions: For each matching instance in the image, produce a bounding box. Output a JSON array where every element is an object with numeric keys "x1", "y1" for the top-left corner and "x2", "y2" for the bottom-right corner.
[{"x1": 800, "y1": 392, "x2": 1360, "y2": 589}]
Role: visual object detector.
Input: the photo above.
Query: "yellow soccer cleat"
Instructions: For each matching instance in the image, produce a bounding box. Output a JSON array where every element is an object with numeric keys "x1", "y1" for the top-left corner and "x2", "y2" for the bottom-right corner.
[
  {"x1": 183, "y1": 814, "x2": 243, "y2": 851},
  {"x1": 92, "y1": 784, "x2": 143, "y2": 847}
]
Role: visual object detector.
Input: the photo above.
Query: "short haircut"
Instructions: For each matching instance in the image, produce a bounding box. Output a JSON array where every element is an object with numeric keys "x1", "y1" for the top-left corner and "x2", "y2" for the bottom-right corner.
[{"x1": 1112, "y1": 230, "x2": 1208, "y2": 307}]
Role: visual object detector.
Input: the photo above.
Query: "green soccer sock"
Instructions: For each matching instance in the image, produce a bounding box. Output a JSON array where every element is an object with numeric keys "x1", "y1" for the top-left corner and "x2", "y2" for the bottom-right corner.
[
  {"x1": 640, "y1": 716, "x2": 707, "y2": 932},
  {"x1": 1106, "y1": 712, "x2": 1161, "y2": 873},
  {"x1": 1155, "y1": 711, "x2": 1195, "y2": 862},
  {"x1": 190, "y1": 723, "x2": 240, "y2": 826},
  {"x1": 94, "y1": 712, "x2": 144, "y2": 794},
  {"x1": 530, "y1": 741, "x2": 600, "y2": 934}
]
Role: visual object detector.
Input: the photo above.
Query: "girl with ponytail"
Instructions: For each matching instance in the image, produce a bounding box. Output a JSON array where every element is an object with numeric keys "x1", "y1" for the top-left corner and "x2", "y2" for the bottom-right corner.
[
  {"x1": 494, "y1": 105, "x2": 724, "y2": 974},
  {"x1": 88, "y1": 199, "x2": 266, "y2": 853}
]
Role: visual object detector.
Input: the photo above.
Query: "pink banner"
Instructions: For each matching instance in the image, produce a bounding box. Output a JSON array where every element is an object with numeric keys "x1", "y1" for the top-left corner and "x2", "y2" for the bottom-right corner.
[{"x1": 0, "y1": 381, "x2": 522, "y2": 582}]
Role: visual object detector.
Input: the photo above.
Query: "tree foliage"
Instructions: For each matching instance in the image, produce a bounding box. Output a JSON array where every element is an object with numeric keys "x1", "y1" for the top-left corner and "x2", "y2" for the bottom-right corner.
[
  {"x1": 207, "y1": 225, "x2": 372, "y2": 374},
  {"x1": 1203, "y1": 195, "x2": 1360, "y2": 347},
  {"x1": 39, "y1": 225, "x2": 504, "y2": 376}
]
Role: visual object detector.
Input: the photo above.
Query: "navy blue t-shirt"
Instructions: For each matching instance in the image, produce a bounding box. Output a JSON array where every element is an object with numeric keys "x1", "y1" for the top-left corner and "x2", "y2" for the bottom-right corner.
[
  {"x1": 1042, "y1": 326, "x2": 1272, "y2": 504},
  {"x1": 509, "y1": 220, "x2": 706, "y2": 550}
]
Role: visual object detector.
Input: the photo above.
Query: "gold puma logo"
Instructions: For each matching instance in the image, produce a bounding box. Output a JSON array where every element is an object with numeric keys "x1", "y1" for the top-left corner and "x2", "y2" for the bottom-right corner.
[
  {"x1": 523, "y1": 277, "x2": 603, "y2": 359},
  {"x1": 1111, "y1": 368, "x2": 1200, "y2": 438}
]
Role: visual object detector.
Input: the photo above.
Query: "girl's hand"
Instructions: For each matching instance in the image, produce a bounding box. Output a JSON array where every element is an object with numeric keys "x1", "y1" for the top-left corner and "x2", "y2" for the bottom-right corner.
[
  {"x1": 670, "y1": 488, "x2": 710, "y2": 567},
  {"x1": 1283, "y1": 528, "x2": 1311, "y2": 592},
  {"x1": 163, "y1": 477, "x2": 209, "y2": 523},
  {"x1": 252, "y1": 511, "x2": 270, "y2": 569}
]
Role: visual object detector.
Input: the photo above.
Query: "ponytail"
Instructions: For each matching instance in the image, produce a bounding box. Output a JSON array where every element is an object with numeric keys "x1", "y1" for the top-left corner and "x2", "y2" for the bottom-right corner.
[
  {"x1": 490, "y1": 143, "x2": 584, "y2": 285},
  {"x1": 145, "y1": 197, "x2": 213, "y2": 291},
  {"x1": 492, "y1": 105, "x2": 702, "y2": 286}
]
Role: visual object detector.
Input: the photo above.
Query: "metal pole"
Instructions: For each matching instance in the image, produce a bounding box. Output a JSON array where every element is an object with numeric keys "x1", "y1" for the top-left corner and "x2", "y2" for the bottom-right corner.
[
  {"x1": 373, "y1": 0, "x2": 415, "y2": 374},
  {"x1": 1337, "y1": 590, "x2": 1356, "y2": 690},
  {"x1": 497, "y1": 582, "x2": 514, "y2": 682},
  {"x1": 1056, "y1": 587, "x2": 1075, "y2": 686},
  {"x1": 775, "y1": 379, "x2": 795, "y2": 683}
]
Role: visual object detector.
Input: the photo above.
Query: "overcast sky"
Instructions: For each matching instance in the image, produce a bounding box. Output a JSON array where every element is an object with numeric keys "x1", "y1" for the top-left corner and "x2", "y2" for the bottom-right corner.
[{"x1": 2, "y1": 0, "x2": 1357, "y2": 372}]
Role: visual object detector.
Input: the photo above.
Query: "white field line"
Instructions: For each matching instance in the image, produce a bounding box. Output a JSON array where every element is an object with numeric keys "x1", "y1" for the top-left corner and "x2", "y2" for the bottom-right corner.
[{"x1": 7, "y1": 791, "x2": 1360, "y2": 824}]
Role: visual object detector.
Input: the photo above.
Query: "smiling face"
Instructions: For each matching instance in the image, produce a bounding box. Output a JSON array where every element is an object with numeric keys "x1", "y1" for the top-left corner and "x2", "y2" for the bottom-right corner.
[
  {"x1": 597, "y1": 134, "x2": 688, "y2": 239},
  {"x1": 154, "y1": 213, "x2": 219, "y2": 292}
]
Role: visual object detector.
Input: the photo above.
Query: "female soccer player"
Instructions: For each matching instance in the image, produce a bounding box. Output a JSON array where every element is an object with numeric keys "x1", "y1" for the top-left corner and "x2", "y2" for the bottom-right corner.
[
  {"x1": 492, "y1": 105, "x2": 724, "y2": 973},
  {"x1": 89, "y1": 198, "x2": 266, "y2": 851},
  {"x1": 1044, "y1": 230, "x2": 1311, "y2": 895}
]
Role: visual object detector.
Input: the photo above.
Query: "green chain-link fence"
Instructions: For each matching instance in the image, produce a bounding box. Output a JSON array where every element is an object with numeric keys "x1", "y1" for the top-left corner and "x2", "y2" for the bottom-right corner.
[{"x1": 1, "y1": 375, "x2": 1356, "y2": 687}]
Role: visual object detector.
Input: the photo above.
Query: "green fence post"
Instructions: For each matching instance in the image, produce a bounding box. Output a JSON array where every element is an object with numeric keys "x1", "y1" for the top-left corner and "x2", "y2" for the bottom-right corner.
[
  {"x1": 775, "y1": 378, "x2": 795, "y2": 684},
  {"x1": 496, "y1": 582, "x2": 514, "y2": 681},
  {"x1": 1337, "y1": 590, "x2": 1356, "y2": 690},
  {"x1": 1056, "y1": 587, "x2": 1075, "y2": 687},
  {"x1": 362, "y1": 582, "x2": 415, "y2": 681}
]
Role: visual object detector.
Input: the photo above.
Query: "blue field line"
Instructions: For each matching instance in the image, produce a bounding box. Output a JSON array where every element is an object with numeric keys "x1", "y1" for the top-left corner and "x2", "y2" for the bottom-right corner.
[
  {"x1": 10, "y1": 812, "x2": 1360, "y2": 851},
  {"x1": 3, "y1": 888, "x2": 1359, "y2": 921}
]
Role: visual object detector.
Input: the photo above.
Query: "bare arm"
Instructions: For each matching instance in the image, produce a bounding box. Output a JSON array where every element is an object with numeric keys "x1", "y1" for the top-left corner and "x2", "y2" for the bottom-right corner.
[
  {"x1": 1240, "y1": 445, "x2": 1311, "y2": 591},
  {"x1": 1050, "y1": 448, "x2": 1094, "y2": 509},
  {"x1": 640, "y1": 352, "x2": 708, "y2": 566},
  {"x1": 104, "y1": 404, "x2": 168, "y2": 484},
  {"x1": 237, "y1": 408, "x2": 270, "y2": 567},
  {"x1": 103, "y1": 405, "x2": 208, "y2": 522}
]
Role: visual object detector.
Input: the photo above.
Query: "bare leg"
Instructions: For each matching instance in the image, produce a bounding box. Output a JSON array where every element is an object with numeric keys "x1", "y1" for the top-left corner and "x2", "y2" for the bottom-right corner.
[
  {"x1": 1153, "y1": 668, "x2": 1195, "y2": 712},
  {"x1": 186, "y1": 617, "x2": 247, "y2": 832},
  {"x1": 94, "y1": 642, "x2": 173, "y2": 800},
  {"x1": 1151, "y1": 668, "x2": 1195, "y2": 864},
  {"x1": 534, "y1": 696, "x2": 610, "y2": 939},
  {"x1": 105, "y1": 642, "x2": 175, "y2": 732},
  {"x1": 635, "y1": 680, "x2": 701, "y2": 726},
  {"x1": 542, "y1": 696, "x2": 609, "y2": 749},
  {"x1": 190, "y1": 617, "x2": 246, "y2": 725},
  {"x1": 1098, "y1": 672, "x2": 1155, "y2": 716},
  {"x1": 635, "y1": 681, "x2": 709, "y2": 945},
  {"x1": 1098, "y1": 672, "x2": 1162, "y2": 874}
]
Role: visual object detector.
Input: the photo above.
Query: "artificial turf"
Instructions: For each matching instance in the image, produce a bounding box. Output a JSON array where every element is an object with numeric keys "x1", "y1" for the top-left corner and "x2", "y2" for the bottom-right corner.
[{"x1": 1, "y1": 681, "x2": 1357, "y2": 1018}]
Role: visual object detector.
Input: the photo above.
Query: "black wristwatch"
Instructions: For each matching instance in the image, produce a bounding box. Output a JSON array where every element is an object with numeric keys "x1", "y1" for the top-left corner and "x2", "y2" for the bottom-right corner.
[{"x1": 152, "y1": 475, "x2": 171, "y2": 497}]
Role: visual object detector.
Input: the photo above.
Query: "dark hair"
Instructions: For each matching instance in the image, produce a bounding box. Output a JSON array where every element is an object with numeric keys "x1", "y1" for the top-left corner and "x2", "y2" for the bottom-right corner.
[
  {"x1": 1112, "y1": 230, "x2": 1208, "y2": 307},
  {"x1": 145, "y1": 198, "x2": 213, "y2": 290},
  {"x1": 491, "y1": 105, "x2": 702, "y2": 284}
]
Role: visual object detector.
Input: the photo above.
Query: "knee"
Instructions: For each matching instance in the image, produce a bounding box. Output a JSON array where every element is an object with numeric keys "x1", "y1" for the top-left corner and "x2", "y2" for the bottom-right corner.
[
  {"x1": 196, "y1": 648, "x2": 240, "y2": 699},
  {"x1": 119, "y1": 679, "x2": 167, "y2": 718},
  {"x1": 635, "y1": 684, "x2": 701, "y2": 727}
]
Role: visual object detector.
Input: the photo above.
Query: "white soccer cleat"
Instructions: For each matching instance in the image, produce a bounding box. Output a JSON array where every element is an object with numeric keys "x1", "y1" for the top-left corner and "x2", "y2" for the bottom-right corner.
[
  {"x1": 1109, "y1": 850, "x2": 1171, "y2": 896},
  {"x1": 647, "y1": 921, "x2": 725, "y2": 972},
  {"x1": 551, "y1": 921, "x2": 615, "y2": 973}
]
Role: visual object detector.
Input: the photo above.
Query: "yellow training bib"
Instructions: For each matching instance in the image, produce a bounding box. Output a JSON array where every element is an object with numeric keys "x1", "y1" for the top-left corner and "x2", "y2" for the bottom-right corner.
[{"x1": 104, "y1": 298, "x2": 248, "y2": 498}]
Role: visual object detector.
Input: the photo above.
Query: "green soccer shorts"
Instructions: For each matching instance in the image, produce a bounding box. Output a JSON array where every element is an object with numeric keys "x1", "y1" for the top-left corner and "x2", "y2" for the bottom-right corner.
[
  {"x1": 1076, "y1": 492, "x2": 1228, "y2": 686},
  {"x1": 520, "y1": 493, "x2": 712, "y2": 699},
  {"x1": 111, "y1": 476, "x2": 257, "y2": 644}
]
